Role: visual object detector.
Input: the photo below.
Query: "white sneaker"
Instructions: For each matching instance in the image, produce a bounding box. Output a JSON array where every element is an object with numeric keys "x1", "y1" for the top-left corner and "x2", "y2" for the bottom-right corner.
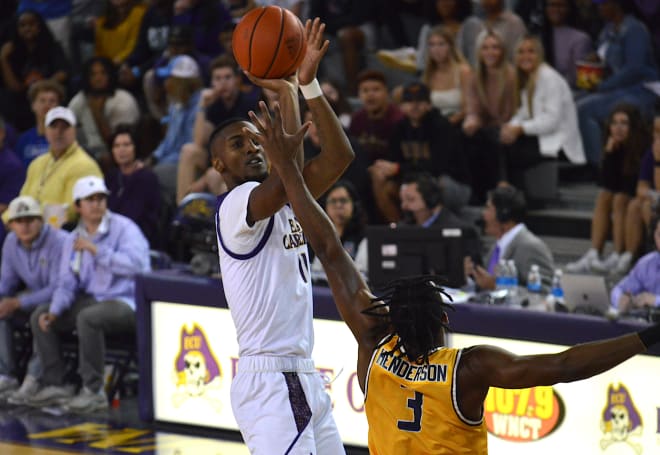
[
  {"x1": 24, "y1": 384, "x2": 75, "y2": 408},
  {"x1": 0, "y1": 376, "x2": 18, "y2": 395},
  {"x1": 376, "y1": 47, "x2": 418, "y2": 73},
  {"x1": 63, "y1": 387, "x2": 108, "y2": 413},
  {"x1": 591, "y1": 252, "x2": 620, "y2": 273},
  {"x1": 565, "y1": 249, "x2": 598, "y2": 273},
  {"x1": 613, "y1": 252, "x2": 633, "y2": 275},
  {"x1": 7, "y1": 375, "x2": 40, "y2": 405}
]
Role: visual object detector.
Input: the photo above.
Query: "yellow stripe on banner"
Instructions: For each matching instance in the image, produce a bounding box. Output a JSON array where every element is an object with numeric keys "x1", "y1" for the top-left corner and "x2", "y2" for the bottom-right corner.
[{"x1": 0, "y1": 441, "x2": 82, "y2": 455}]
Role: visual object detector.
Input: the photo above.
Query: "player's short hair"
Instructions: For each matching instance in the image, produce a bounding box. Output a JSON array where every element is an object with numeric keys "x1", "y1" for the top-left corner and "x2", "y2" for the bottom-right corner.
[
  {"x1": 208, "y1": 116, "x2": 250, "y2": 158},
  {"x1": 363, "y1": 275, "x2": 454, "y2": 363}
]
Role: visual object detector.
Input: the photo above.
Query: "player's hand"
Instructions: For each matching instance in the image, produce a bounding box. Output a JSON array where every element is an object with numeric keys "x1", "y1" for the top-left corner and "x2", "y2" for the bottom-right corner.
[
  {"x1": 243, "y1": 71, "x2": 298, "y2": 96},
  {"x1": 39, "y1": 312, "x2": 57, "y2": 333},
  {"x1": 298, "y1": 18, "x2": 329, "y2": 86},
  {"x1": 245, "y1": 101, "x2": 309, "y2": 168}
]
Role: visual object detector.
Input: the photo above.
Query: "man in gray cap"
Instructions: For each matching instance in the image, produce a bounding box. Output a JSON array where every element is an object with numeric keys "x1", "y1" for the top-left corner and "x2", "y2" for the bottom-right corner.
[
  {"x1": 0, "y1": 196, "x2": 68, "y2": 404},
  {"x1": 26, "y1": 176, "x2": 150, "y2": 413}
]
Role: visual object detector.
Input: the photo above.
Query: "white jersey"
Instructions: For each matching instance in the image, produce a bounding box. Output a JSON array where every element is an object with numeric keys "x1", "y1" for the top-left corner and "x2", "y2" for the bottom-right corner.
[{"x1": 216, "y1": 182, "x2": 314, "y2": 358}]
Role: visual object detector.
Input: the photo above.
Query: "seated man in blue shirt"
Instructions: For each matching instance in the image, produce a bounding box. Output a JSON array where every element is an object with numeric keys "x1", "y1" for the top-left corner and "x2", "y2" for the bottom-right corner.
[
  {"x1": 26, "y1": 176, "x2": 151, "y2": 413},
  {"x1": 611, "y1": 214, "x2": 660, "y2": 312},
  {"x1": 0, "y1": 196, "x2": 67, "y2": 404}
]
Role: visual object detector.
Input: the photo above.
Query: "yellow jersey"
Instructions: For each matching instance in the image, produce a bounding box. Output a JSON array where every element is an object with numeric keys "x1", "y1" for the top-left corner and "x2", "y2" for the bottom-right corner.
[{"x1": 365, "y1": 335, "x2": 488, "y2": 454}]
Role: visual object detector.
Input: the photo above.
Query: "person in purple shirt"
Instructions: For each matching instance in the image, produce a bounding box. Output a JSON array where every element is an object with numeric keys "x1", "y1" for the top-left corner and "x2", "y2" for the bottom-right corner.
[
  {"x1": 105, "y1": 125, "x2": 161, "y2": 247},
  {"x1": 611, "y1": 215, "x2": 660, "y2": 311},
  {"x1": 26, "y1": 176, "x2": 150, "y2": 413},
  {"x1": 0, "y1": 196, "x2": 68, "y2": 405}
]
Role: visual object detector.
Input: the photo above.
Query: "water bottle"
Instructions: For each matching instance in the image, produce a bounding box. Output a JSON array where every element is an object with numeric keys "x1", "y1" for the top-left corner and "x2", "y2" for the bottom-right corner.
[
  {"x1": 549, "y1": 269, "x2": 565, "y2": 309},
  {"x1": 526, "y1": 264, "x2": 543, "y2": 309},
  {"x1": 495, "y1": 259, "x2": 509, "y2": 292},
  {"x1": 507, "y1": 260, "x2": 519, "y2": 305}
]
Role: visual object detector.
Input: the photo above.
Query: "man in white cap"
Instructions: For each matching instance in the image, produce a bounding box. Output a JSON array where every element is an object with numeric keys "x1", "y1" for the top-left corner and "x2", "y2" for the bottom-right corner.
[
  {"x1": 2, "y1": 106, "x2": 102, "y2": 227},
  {"x1": 26, "y1": 176, "x2": 150, "y2": 413},
  {"x1": 0, "y1": 196, "x2": 68, "y2": 404}
]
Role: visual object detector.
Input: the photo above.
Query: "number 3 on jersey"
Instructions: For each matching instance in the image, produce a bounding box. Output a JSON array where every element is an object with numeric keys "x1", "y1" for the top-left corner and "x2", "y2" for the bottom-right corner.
[
  {"x1": 298, "y1": 252, "x2": 309, "y2": 283},
  {"x1": 398, "y1": 387, "x2": 423, "y2": 432}
]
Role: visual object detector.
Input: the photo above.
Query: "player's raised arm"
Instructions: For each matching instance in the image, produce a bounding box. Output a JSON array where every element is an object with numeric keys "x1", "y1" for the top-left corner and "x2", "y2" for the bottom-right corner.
[
  {"x1": 245, "y1": 102, "x2": 385, "y2": 386},
  {"x1": 457, "y1": 325, "x2": 660, "y2": 418},
  {"x1": 297, "y1": 18, "x2": 354, "y2": 197}
]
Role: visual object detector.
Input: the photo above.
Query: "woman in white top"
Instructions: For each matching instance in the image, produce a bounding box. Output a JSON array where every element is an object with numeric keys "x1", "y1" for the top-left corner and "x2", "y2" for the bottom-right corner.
[
  {"x1": 499, "y1": 35, "x2": 585, "y2": 189},
  {"x1": 420, "y1": 26, "x2": 472, "y2": 126}
]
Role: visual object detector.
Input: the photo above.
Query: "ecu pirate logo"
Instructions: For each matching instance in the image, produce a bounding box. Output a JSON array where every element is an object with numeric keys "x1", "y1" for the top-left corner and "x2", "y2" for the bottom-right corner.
[
  {"x1": 172, "y1": 323, "x2": 223, "y2": 411},
  {"x1": 600, "y1": 383, "x2": 643, "y2": 454}
]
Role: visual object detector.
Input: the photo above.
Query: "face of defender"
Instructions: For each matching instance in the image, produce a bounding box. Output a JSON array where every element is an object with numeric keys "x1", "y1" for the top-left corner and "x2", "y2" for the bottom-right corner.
[{"x1": 210, "y1": 121, "x2": 269, "y2": 188}]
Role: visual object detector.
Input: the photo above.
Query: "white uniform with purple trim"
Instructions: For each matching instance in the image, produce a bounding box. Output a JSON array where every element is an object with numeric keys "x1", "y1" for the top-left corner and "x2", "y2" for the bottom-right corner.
[{"x1": 216, "y1": 182, "x2": 344, "y2": 454}]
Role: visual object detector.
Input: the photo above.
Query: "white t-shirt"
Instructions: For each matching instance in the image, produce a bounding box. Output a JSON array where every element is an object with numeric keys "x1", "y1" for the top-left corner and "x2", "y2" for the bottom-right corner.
[{"x1": 216, "y1": 182, "x2": 314, "y2": 358}]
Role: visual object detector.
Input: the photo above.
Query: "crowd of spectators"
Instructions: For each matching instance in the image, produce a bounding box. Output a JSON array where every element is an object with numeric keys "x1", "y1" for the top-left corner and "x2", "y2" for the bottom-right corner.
[{"x1": 0, "y1": 0, "x2": 659, "y2": 414}]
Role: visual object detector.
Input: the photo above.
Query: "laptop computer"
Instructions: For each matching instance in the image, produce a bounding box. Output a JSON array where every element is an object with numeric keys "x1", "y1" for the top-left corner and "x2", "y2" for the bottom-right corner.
[{"x1": 560, "y1": 274, "x2": 611, "y2": 315}]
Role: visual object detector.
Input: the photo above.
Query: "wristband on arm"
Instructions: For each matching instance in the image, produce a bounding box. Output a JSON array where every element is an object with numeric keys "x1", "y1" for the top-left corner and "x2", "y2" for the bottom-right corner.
[
  {"x1": 637, "y1": 323, "x2": 660, "y2": 348},
  {"x1": 300, "y1": 78, "x2": 323, "y2": 100}
]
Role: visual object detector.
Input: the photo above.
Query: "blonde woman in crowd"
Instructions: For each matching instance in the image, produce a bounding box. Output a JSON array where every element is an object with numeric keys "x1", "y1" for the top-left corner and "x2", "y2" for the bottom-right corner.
[
  {"x1": 499, "y1": 35, "x2": 585, "y2": 192},
  {"x1": 420, "y1": 26, "x2": 472, "y2": 126},
  {"x1": 462, "y1": 29, "x2": 516, "y2": 202}
]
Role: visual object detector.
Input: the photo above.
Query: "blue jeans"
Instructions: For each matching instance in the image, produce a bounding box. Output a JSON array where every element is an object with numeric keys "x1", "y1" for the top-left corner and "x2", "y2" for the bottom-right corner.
[{"x1": 577, "y1": 85, "x2": 656, "y2": 165}]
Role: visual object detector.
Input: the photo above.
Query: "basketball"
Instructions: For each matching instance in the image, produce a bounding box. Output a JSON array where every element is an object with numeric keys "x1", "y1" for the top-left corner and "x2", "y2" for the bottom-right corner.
[{"x1": 232, "y1": 6, "x2": 306, "y2": 79}]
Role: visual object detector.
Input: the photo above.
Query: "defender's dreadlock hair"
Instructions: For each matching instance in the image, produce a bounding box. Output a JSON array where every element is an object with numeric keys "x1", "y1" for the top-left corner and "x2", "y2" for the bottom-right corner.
[{"x1": 362, "y1": 275, "x2": 455, "y2": 364}]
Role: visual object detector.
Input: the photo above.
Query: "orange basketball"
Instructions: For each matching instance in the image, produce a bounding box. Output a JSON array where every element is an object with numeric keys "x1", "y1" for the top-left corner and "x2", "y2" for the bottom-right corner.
[{"x1": 232, "y1": 6, "x2": 306, "y2": 79}]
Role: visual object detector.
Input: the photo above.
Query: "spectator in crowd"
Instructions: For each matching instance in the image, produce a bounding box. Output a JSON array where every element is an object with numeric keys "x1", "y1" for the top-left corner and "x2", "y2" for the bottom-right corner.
[
  {"x1": 309, "y1": 0, "x2": 378, "y2": 95},
  {"x1": 0, "y1": 117, "x2": 25, "y2": 223},
  {"x1": 499, "y1": 35, "x2": 585, "y2": 192},
  {"x1": 634, "y1": 0, "x2": 660, "y2": 63},
  {"x1": 418, "y1": 0, "x2": 480, "y2": 68},
  {"x1": 172, "y1": 0, "x2": 232, "y2": 59},
  {"x1": 373, "y1": 81, "x2": 469, "y2": 218},
  {"x1": 310, "y1": 180, "x2": 368, "y2": 282},
  {"x1": 143, "y1": 24, "x2": 210, "y2": 121},
  {"x1": 0, "y1": 196, "x2": 68, "y2": 404},
  {"x1": 610, "y1": 214, "x2": 660, "y2": 311},
  {"x1": 2, "y1": 107, "x2": 103, "y2": 227},
  {"x1": 68, "y1": 57, "x2": 140, "y2": 162},
  {"x1": 463, "y1": 29, "x2": 516, "y2": 203},
  {"x1": 399, "y1": 172, "x2": 481, "y2": 260},
  {"x1": 349, "y1": 70, "x2": 404, "y2": 223},
  {"x1": 377, "y1": 0, "x2": 426, "y2": 50},
  {"x1": 15, "y1": 79, "x2": 64, "y2": 167},
  {"x1": 105, "y1": 125, "x2": 161, "y2": 246},
  {"x1": 420, "y1": 26, "x2": 472, "y2": 126},
  {"x1": 473, "y1": 0, "x2": 527, "y2": 65},
  {"x1": 94, "y1": 0, "x2": 147, "y2": 66},
  {"x1": 17, "y1": 0, "x2": 72, "y2": 58},
  {"x1": 176, "y1": 55, "x2": 260, "y2": 204},
  {"x1": 0, "y1": 1, "x2": 18, "y2": 44},
  {"x1": 118, "y1": 0, "x2": 173, "y2": 92},
  {"x1": 623, "y1": 112, "x2": 660, "y2": 262},
  {"x1": 568, "y1": 104, "x2": 652, "y2": 274},
  {"x1": 150, "y1": 55, "x2": 203, "y2": 205},
  {"x1": 464, "y1": 185, "x2": 554, "y2": 289},
  {"x1": 255, "y1": 0, "x2": 306, "y2": 18},
  {"x1": 69, "y1": 0, "x2": 106, "y2": 73},
  {"x1": 0, "y1": 9, "x2": 69, "y2": 131},
  {"x1": 26, "y1": 176, "x2": 150, "y2": 413},
  {"x1": 576, "y1": 0, "x2": 658, "y2": 166},
  {"x1": 540, "y1": 0, "x2": 592, "y2": 88}
]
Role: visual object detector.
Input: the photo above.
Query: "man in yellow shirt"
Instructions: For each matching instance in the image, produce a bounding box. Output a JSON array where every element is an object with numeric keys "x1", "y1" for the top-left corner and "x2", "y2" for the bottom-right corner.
[{"x1": 2, "y1": 107, "x2": 102, "y2": 227}]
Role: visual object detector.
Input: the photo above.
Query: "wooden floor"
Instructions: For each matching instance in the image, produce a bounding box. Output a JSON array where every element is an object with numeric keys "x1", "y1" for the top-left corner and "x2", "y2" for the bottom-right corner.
[{"x1": 0, "y1": 396, "x2": 367, "y2": 454}]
